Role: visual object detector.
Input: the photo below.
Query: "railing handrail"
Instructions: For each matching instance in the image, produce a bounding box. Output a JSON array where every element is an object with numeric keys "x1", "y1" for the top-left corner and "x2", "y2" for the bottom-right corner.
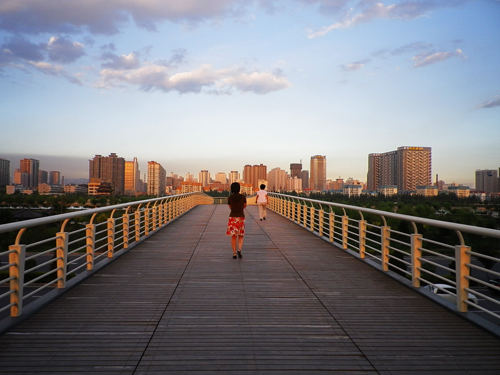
[
  {"x1": 0, "y1": 192, "x2": 199, "y2": 235},
  {"x1": 270, "y1": 193, "x2": 500, "y2": 239}
]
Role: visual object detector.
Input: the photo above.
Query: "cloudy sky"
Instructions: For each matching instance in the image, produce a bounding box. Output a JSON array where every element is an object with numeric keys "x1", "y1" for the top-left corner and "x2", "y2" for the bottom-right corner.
[{"x1": 1, "y1": 0, "x2": 499, "y2": 187}]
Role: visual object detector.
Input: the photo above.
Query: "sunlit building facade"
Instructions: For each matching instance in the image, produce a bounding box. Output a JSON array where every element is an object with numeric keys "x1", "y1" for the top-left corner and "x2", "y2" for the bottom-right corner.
[
  {"x1": 48, "y1": 171, "x2": 61, "y2": 185},
  {"x1": 20, "y1": 158, "x2": 39, "y2": 188},
  {"x1": 310, "y1": 155, "x2": 326, "y2": 191},
  {"x1": 124, "y1": 157, "x2": 140, "y2": 195},
  {"x1": 147, "y1": 161, "x2": 166, "y2": 196},
  {"x1": 89, "y1": 153, "x2": 125, "y2": 195}
]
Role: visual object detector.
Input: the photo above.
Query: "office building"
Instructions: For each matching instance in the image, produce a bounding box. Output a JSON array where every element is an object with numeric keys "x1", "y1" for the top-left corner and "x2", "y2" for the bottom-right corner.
[
  {"x1": 147, "y1": 161, "x2": 166, "y2": 196},
  {"x1": 367, "y1": 147, "x2": 431, "y2": 192},
  {"x1": 0, "y1": 158, "x2": 10, "y2": 187},
  {"x1": 300, "y1": 170, "x2": 309, "y2": 189},
  {"x1": 124, "y1": 157, "x2": 140, "y2": 195},
  {"x1": 48, "y1": 171, "x2": 61, "y2": 185},
  {"x1": 310, "y1": 155, "x2": 326, "y2": 191},
  {"x1": 475, "y1": 169, "x2": 499, "y2": 193},
  {"x1": 20, "y1": 158, "x2": 39, "y2": 188},
  {"x1": 89, "y1": 153, "x2": 125, "y2": 195}
]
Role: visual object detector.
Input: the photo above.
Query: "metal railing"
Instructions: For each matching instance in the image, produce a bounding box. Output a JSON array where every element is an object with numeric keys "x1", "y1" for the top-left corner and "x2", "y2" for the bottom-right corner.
[
  {"x1": 0, "y1": 192, "x2": 213, "y2": 319},
  {"x1": 269, "y1": 193, "x2": 500, "y2": 321}
]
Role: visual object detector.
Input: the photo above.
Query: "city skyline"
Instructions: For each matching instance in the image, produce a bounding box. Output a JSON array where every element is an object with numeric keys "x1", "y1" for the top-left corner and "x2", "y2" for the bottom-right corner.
[{"x1": 1, "y1": 1, "x2": 499, "y2": 187}]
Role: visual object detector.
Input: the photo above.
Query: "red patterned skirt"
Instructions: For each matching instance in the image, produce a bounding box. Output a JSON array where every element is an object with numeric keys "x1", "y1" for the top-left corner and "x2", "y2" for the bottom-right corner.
[{"x1": 226, "y1": 217, "x2": 245, "y2": 236}]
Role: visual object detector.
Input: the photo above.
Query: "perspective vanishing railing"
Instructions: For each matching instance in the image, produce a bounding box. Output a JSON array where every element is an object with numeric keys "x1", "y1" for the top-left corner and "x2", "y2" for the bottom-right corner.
[
  {"x1": 0, "y1": 192, "x2": 213, "y2": 322},
  {"x1": 268, "y1": 193, "x2": 500, "y2": 321}
]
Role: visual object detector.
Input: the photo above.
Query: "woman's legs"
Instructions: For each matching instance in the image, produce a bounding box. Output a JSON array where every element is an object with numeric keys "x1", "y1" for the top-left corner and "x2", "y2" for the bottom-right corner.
[{"x1": 231, "y1": 235, "x2": 237, "y2": 257}]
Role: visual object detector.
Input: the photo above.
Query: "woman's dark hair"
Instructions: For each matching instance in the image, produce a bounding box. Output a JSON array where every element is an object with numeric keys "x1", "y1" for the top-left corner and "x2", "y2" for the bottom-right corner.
[
  {"x1": 230, "y1": 182, "x2": 241, "y2": 194},
  {"x1": 260, "y1": 184, "x2": 266, "y2": 190}
]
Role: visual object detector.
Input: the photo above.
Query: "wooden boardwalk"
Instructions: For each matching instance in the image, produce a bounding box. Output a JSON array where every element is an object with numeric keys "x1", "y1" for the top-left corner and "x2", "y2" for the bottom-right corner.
[{"x1": 1, "y1": 205, "x2": 500, "y2": 374}]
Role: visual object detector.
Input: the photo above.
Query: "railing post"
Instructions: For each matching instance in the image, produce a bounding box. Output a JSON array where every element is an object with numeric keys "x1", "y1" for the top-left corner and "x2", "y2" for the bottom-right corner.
[
  {"x1": 9, "y1": 244, "x2": 26, "y2": 317},
  {"x1": 122, "y1": 213, "x2": 129, "y2": 249},
  {"x1": 144, "y1": 208, "x2": 150, "y2": 235},
  {"x1": 56, "y1": 232, "x2": 68, "y2": 288},
  {"x1": 456, "y1": 244, "x2": 472, "y2": 312},
  {"x1": 358, "y1": 220, "x2": 366, "y2": 259},
  {"x1": 302, "y1": 204, "x2": 307, "y2": 227},
  {"x1": 310, "y1": 206, "x2": 315, "y2": 232},
  {"x1": 291, "y1": 202, "x2": 296, "y2": 222},
  {"x1": 287, "y1": 200, "x2": 292, "y2": 219},
  {"x1": 152, "y1": 205, "x2": 157, "y2": 231},
  {"x1": 329, "y1": 212, "x2": 335, "y2": 243},
  {"x1": 163, "y1": 201, "x2": 168, "y2": 224},
  {"x1": 341, "y1": 215, "x2": 349, "y2": 249},
  {"x1": 319, "y1": 209, "x2": 324, "y2": 237},
  {"x1": 86, "y1": 224, "x2": 95, "y2": 271},
  {"x1": 381, "y1": 226, "x2": 390, "y2": 271},
  {"x1": 135, "y1": 210, "x2": 141, "y2": 241},
  {"x1": 411, "y1": 233, "x2": 423, "y2": 287},
  {"x1": 107, "y1": 218, "x2": 115, "y2": 258}
]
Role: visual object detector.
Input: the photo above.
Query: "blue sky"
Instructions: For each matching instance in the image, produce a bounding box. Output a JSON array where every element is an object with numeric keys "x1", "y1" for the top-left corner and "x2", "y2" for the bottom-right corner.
[{"x1": 1, "y1": 0, "x2": 499, "y2": 187}]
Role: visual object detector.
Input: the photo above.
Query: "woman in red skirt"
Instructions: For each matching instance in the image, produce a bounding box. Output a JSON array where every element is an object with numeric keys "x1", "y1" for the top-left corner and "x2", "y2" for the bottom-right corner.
[{"x1": 227, "y1": 182, "x2": 247, "y2": 259}]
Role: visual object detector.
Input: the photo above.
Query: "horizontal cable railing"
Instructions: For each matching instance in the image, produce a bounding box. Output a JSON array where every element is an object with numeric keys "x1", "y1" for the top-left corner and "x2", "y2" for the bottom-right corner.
[
  {"x1": 269, "y1": 193, "x2": 500, "y2": 321},
  {"x1": 0, "y1": 192, "x2": 213, "y2": 319}
]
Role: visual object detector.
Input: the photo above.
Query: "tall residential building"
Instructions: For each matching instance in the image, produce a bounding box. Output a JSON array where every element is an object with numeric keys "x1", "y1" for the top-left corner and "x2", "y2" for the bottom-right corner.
[
  {"x1": 215, "y1": 172, "x2": 227, "y2": 184},
  {"x1": 0, "y1": 158, "x2": 10, "y2": 186},
  {"x1": 124, "y1": 157, "x2": 140, "y2": 195},
  {"x1": 228, "y1": 171, "x2": 240, "y2": 184},
  {"x1": 290, "y1": 163, "x2": 302, "y2": 178},
  {"x1": 20, "y1": 158, "x2": 39, "y2": 188},
  {"x1": 300, "y1": 170, "x2": 309, "y2": 189},
  {"x1": 267, "y1": 167, "x2": 288, "y2": 191},
  {"x1": 147, "y1": 161, "x2": 166, "y2": 196},
  {"x1": 48, "y1": 171, "x2": 61, "y2": 185},
  {"x1": 243, "y1": 164, "x2": 267, "y2": 190},
  {"x1": 185, "y1": 172, "x2": 194, "y2": 182},
  {"x1": 89, "y1": 153, "x2": 125, "y2": 195},
  {"x1": 310, "y1": 155, "x2": 327, "y2": 191},
  {"x1": 367, "y1": 147, "x2": 431, "y2": 192},
  {"x1": 397, "y1": 146, "x2": 432, "y2": 192},
  {"x1": 199, "y1": 170, "x2": 210, "y2": 187},
  {"x1": 475, "y1": 169, "x2": 499, "y2": 193},
  {"x1": 38, "y1": 170, "x2": 48, "y2": 185},
  {"x1": 367, "y1": 151, "x2": 397, "y2": 191}
]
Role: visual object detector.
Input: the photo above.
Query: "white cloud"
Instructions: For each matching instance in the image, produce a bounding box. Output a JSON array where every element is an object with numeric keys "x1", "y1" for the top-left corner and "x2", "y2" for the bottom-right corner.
[
  {"x1": 340, "y1": 59, "x2": 371, "y2": 72},
  {"x1": 29, "y1": 61, "x2": 82, "y2": 84},
  {"x1": 97, "y1": 63, "x2": 291, "y2": 95},
  {"x1": 477, "y1": 96, "x2": 500, "y2": 109},
  {"x1": 46, "y1": 36, "x2": 85, "y2": 63},
  {"x1": 412, "y1": 48, "x2": 466, "y2": 68},
  {"x1": 307, "y1": 1, "x2": 471, "y2": 38}
]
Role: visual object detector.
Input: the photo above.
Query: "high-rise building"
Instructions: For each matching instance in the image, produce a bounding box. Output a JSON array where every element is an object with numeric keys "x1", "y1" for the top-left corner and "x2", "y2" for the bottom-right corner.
[
  {"x1": 228, "y1": 171, "x2": 240, "y2": 184},
  {"x1": 290, "y1": 163, "x2": 302, "y2": 178},
  {"x1": 397, "y1": 146, "x2": 432, "y2": 192},
  {"x1": 0, "y1": 158, "x2": 10, "y2": 187},
  {"x1": 199, "y1": 170, "x2": 210, "y2": 187},
  {"x1": 20, "y1": 158, "x2": 39, "y2": 188},
  {"x1": 215, "y1": 172, "x2": 227, "y2": 184},
  {"x1": 367, "y1": 151, "x2": 397, "y2": 191},
  {"x1": 243, "y1": 164, "x2": 267, "y2": 190},
  {"x1": 147, "y1": 161, "x2": 166, "y2": 196},
  {"x1": 367, "y1": 147, "x2": 431, "y2": 192},
  {"x1": 124, "y1": 157, "x2": 140, "y2": 195},
  {"x1": 89, "y1": 153, "x2": 125, "y2": 195},
  {"x1": 300, "y1": 170, "x2": 309, "y2": 189},
  {"x1": 475, "y1": 169, "x2": 499, "y2": 193},
  {"x1": 38, "y1": 170, "x2": 48, "y2": 185},
  {"x1": 48, "y1": 171, "x2": 61, "y2": 185},
  {"x1": 267, "y1": 167, "x2": 288, "y2": 191},
  {"x1": 185, "y1": 172, "x2": 194, "y2": 182},
  {"x1": 310, "y1": 155, "x2": 327, "y2": 191}
]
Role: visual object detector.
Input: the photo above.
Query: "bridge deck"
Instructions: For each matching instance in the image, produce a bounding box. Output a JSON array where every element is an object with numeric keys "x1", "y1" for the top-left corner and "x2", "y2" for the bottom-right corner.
[{"x1": 1, "y1": 205, "x2": 500, "y2": 374}]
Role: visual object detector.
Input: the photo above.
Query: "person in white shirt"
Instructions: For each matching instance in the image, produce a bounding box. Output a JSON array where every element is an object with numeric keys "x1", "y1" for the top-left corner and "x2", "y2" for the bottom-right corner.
[{"x1": 255, "y1": 184, "x2": 269, "y2": 221}]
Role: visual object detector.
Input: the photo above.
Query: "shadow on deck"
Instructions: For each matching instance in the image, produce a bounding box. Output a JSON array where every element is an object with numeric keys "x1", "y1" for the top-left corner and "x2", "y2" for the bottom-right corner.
[{"x1": 1, "y1": 205, "x2": 500, "y2": 374}]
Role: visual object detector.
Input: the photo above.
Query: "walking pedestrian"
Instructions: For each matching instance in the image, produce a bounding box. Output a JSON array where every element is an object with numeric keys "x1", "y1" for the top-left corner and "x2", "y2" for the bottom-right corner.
[
  {"x1": 255, "y1": 184, "x2": 268, "y2": 221},
  {"x1": 227, "y1": 182, "x2": 247, "y2": 259}
]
